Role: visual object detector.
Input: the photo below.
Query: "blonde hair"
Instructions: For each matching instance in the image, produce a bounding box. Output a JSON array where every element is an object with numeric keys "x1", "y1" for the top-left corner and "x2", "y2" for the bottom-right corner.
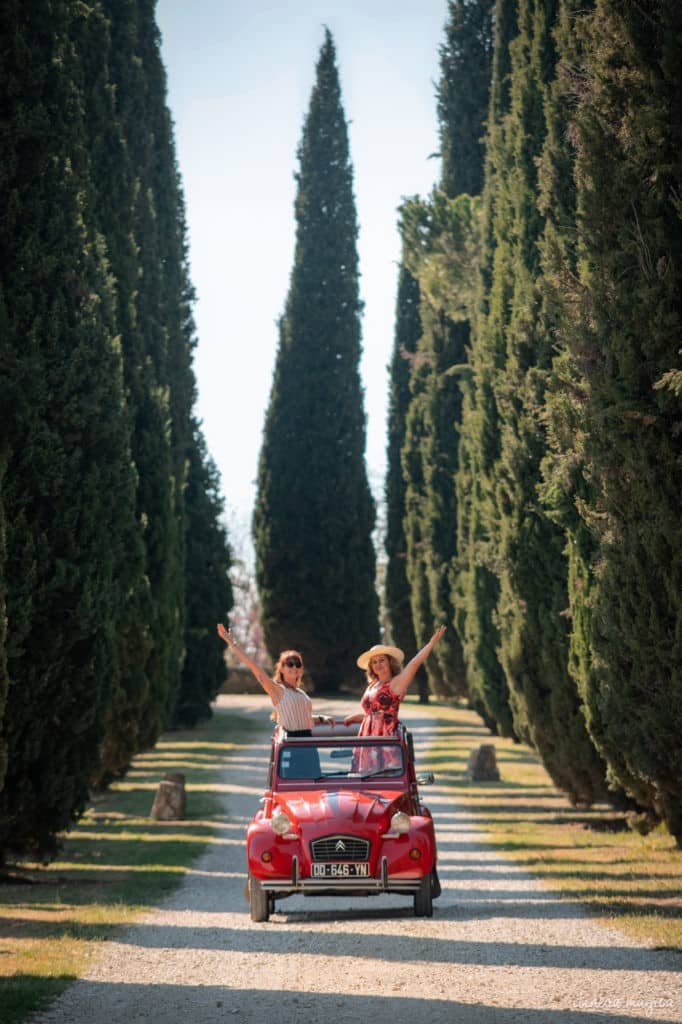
[{"x1": 366, "y1": 654, "x2": 401, "y2": 685}]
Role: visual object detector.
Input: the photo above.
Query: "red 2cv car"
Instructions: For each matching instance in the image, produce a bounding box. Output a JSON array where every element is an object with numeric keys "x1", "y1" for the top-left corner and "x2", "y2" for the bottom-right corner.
[{"x1": 246, "y1": 722, "x2": 440, "y2": 921}]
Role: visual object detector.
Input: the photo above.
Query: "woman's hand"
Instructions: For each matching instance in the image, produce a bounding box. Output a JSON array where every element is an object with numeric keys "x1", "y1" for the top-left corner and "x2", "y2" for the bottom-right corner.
[
  {"x1": 389, "y1": 625, "x2": 447, "y2": 699},
  {"x1": 429, "y1": 624, "x2": 446, "y2": 648},
  {"x1": 217, "y1": 623, "x2": 234, "y2": 647}
]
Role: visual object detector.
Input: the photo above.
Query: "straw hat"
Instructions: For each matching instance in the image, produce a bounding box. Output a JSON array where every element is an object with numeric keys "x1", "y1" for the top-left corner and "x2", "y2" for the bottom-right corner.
[{"x1": 356, "y1": 643, "x2": 404, "y2": 671}]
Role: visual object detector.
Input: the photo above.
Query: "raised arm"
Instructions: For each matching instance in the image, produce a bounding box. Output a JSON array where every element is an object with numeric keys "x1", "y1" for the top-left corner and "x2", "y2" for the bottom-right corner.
[
  {"x1": 389, "y1": 625, "x2": 447, "y2": 699},
  {"x1": 216, "y1": 624, "x2": 280, "y2": 702}
]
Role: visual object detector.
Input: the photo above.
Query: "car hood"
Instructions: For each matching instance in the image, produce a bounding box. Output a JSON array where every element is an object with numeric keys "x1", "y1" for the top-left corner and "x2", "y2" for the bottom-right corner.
[{"x1": 275, "y1": 789, "x2": 404, "y2": 829}]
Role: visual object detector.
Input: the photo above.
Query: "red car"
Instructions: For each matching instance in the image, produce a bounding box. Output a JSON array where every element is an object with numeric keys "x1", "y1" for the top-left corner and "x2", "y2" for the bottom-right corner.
[{"x1": 246, "y1": 722, "x2": 440, "y2": 921}]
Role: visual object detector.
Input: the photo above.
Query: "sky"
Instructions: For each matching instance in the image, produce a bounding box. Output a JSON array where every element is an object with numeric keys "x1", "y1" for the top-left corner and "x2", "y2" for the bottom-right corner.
[{"x1": 155, "y1": 1, "x2": 448, "y2": 552}]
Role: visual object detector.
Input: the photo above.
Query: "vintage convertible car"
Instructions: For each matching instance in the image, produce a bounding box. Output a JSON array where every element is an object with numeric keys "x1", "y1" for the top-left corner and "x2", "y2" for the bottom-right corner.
[{"x1": 246, "y1": 722, "x2": 440, "y2": 921}]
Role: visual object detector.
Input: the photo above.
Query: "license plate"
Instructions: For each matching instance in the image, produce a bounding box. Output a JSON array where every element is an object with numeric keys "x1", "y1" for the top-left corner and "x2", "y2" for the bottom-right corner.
[{"x1": 311, "y1": 862, "x2": 370, "y2": 878}]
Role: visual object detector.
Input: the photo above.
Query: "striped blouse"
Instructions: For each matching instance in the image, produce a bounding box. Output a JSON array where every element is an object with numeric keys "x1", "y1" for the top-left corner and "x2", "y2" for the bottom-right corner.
[{"x1": 272, "y1": 684, "x2": 314, "y2": 732}]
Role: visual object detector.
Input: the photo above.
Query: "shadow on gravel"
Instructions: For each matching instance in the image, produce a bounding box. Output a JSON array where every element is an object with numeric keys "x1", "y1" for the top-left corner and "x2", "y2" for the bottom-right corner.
[
  {"x1": 25, "y1": 979, "x2": 681, "y2": 1024},
  {"x1": 2, "y1": 974, "x2": 76, "y2": 1024},
  {"x1": 66, "y1": 912, "x2": 682, "y2": 974}
]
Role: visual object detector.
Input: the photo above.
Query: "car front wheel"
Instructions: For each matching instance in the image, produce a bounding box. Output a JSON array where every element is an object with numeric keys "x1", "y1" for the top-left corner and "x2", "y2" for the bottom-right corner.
[
  {"x1": 249, "y1": 874, "x2": 270, "y2": 922},
  {"x1": 414, "y1": 873, "x2": 433, "y2": 917}
]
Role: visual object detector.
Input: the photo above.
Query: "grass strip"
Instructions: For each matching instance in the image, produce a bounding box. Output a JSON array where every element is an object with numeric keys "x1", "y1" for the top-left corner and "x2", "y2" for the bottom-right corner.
[
  {"x1": 0, "y1": 708, "x2": 260, "y2": 1024},
  {"x1": 408, "y1": 697, "x2": 682, "y2": 952}
]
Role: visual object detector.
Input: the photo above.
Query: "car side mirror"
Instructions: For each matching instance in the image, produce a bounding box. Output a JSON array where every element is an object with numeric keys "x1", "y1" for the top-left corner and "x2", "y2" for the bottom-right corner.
[{"x1": 416, "y1": 771, "x2": 434, "y2": 785}]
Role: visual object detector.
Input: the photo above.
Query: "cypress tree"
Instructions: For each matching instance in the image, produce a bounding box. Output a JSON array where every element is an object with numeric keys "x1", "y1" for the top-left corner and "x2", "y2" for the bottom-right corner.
[
  {"x1": 384, "y1": 260, "x2": 428, "y2": 701},
  {"x1": 454, "y1": 0, "x2": 518, "y2": 734},
  {"x1": 438, "y1": 0, "x2": 495, "y2": 198},
  {"x1": 397, "y1": 1, "x2": 494, "y2": 698},
  {"x1": 102, "y1": 0, "x2": 189, "y2": 746},
  {"x1": 0, "y1": 455, "x2": 7, "y2": 793},
  {"x1": 133, "y1": 0, "x2": 194, "y2": 743},
  {"x1": 72, "y1": 0, "x2": 152, "y2": 784},
  {"x1": 487, "y1": 0, "x2": 610, "y2": 805},
  {"x1": 542, "y1": 0, "x2": 682, "y2": 837},
  {"x1": 0, "y1": 0, "x2": 143, "y2": 856},
  {"x1": 254, "y1": 30, "x2": 379, "y2": 692},
  {"x1": 172, "y1": 424, "x2": 233, "y2": 727},
  {"x1": 401, "y1": 195, "x2": 480, "y2": 697}
]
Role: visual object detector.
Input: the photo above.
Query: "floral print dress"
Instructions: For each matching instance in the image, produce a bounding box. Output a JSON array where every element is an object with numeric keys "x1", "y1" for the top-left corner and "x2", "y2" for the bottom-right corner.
[
  {"x1": 353, "y1": 681, "x2": 403, "y2": 773},
  {"x1": 358, "y1": 681, "x2": 403, "y2": 736}
]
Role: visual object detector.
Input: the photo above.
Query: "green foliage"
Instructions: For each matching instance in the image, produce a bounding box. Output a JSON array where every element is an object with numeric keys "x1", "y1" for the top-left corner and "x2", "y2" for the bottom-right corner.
[
  {"x1": 401, "y1": 196, "x2": 481, "y2": 697},
  {"x1": 541, "y1": 0, "x2": 682, "y2": 838},
  {"x1": 73, "y1": 0, "x2": 152, "y2": 785},
  {"x1": 0, "y1": 0, "x2": 143, "y2": 857},
  {"x1": 481, "y1": 0, "x2": 610, "y2": 805},
  {"x1": 384, "y1": 262, "x2": 428, "y2": 701},
  {"x1": 253, "y1": 31, "x2": 379, "y2": 692},
  {"x1": 453, "y1": 0, "x2": 517, "y2": 734},
  {"x1": 172, "y1": 425, "x2": 233, "y2": 727},
  {"x1": 0, "y1": 455, "x2": 7, "y2": 792},
  {"x1": 393, "y1": 2, "x2": 494, "y2": 702},
  {"x1": 100, "y1": 0, "x2": 196, "y2": 749},
  {"x1": 0, "y1": 0, "x2": 227, "y2": 857},
  {"x1": 438, "y1": 0, "x2": 495, "y2": 198}
]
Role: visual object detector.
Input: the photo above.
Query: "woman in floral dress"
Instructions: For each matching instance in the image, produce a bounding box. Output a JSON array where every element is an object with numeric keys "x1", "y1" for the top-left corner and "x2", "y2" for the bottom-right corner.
[{"x1": 345, "y1": 626, "x2": 446, "y2": 771}]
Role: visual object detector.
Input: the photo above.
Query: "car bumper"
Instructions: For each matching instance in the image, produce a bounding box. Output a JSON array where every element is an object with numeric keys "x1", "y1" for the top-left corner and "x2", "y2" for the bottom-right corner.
[{"x1": 257, "y1": 854, "x2": 425, "y2": 894}]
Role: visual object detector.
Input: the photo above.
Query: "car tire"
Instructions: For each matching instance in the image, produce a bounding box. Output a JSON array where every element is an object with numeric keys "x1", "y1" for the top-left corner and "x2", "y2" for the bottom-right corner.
[
  {"x1": 249, "y1": 874, "x2": 270, "y2": 922},
  {"x1": 431, "y1": 865, "x2": 442, "y2": 899},
  {"x1": 414, "y1": 873, "x2": 433, "y2": 917}
]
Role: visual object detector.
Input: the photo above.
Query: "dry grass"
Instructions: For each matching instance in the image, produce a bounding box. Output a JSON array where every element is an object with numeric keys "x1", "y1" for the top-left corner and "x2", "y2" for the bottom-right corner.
[
  {"x1": 408, "y1": 696, "x2": 682, "y2": 951},
  {"x1": 2, "y1": 695, "x2": 679, "y2": 1024},
  {"x1": 0, "y1": 709, "x2": 259, "y2": 1024}
]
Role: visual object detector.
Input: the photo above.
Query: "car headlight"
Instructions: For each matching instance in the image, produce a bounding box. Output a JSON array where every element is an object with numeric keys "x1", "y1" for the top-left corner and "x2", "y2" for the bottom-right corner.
[
  {"x1": 271, "y1": 807, "x2": 292, "y2": 835},
  {"x1": 390, "y1": 811, "x2": 411, "y2": 834}
]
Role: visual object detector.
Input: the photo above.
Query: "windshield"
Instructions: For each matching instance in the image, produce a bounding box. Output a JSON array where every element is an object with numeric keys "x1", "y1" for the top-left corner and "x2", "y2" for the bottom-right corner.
[{"x1": 277, "y1": 743, "x2": 404, "y2": 781}]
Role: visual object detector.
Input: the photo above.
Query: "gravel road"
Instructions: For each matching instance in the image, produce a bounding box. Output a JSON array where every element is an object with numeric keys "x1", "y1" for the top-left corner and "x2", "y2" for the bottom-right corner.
[{"x1": 31, "y1": 696, "x2": 681, "y2": 1024}]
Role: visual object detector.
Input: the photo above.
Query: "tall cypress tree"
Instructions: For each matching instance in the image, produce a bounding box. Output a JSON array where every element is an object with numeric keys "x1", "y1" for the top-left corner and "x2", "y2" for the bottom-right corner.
[
  {"x1": 438, "y1": 0, "x2": 495, "y2": 198},
  {"x1": 0, "y1": 455, "x2": 7, "y2": 793},
  {"x1": 384, "y1": 260, "x2": 428, "y2": 701},
  {"x1": 0, "y1": 0, "x2": 143, "y2": 856},
  {"x1": 484, "y1": 0, "x2": 610, "y2": 805},
  {"x1": 73, "y1": 0, "x2": 152, "y2": 784},
  {"x1": 172, "y1": 423, "x2": 233, "y2": 727},
  {"x1": 401, "y1": 195, "x2": 479, "y2": 698},
  {"x1": 455, "y1": 0, "x2": 518, "y2": 734},
  {"x1": 254, "y1": 30, "x2": 379, "y2": 692},
  {"x1": 398, "y1": 0, "x2": 493, "y2": 699},
  {"x1": 131, "y1": 0, "x2": 193, "y2": 743},
  {"x1": 542, "y1": 0, "x2": 682, "y2": 837},
  {"x1": 101, "y1": 0, "x2": 188, "y2": 747}
]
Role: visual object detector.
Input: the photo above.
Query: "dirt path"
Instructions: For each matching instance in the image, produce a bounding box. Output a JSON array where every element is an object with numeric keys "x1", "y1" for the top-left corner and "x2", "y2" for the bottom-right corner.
[{"x1": 31, "y1": 696, "x2": 681, "y2": 1024}]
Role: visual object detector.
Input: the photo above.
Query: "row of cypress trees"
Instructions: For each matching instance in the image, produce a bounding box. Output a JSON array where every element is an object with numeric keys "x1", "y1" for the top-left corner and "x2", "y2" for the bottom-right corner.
[
  {"x1": 386, "y1": 0, "x2": 682, "y2": 840},
  {"x1": 0, "y1": 0, "x2": 233, "y2": 860}
]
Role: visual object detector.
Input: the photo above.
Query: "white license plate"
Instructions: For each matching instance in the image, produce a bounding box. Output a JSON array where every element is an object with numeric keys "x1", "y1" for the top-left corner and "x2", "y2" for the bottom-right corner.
[{"x1": 311, "y1": 862, "x2": 370, "y2": 878}]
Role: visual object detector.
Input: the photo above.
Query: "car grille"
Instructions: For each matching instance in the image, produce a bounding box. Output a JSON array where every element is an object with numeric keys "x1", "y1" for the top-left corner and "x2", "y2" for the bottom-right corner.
[{"x1": 310, "y1": 835, "x2": 370, "y2": 862}]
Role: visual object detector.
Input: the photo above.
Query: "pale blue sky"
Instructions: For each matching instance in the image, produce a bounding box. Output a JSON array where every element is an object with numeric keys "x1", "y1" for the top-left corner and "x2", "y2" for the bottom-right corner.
[{"x1": 155, "y1": 1, "x2": 448, "y2": 546}]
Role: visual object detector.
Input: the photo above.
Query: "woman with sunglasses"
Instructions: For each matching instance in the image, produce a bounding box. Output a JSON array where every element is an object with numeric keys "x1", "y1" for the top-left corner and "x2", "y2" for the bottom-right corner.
[{"x1": 217, "y1": 624, "x2": 334, "y2": 735}]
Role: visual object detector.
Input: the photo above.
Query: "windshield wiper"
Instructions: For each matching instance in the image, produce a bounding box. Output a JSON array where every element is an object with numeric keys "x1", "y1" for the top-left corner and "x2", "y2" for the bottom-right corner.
[{"x1": 360, "y1": 767, "x2": 402, "y2": 779}]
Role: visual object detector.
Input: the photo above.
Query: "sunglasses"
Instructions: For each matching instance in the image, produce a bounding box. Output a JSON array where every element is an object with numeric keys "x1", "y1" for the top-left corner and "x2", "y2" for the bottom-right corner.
[{"x1": 283, "y1": 658, "x2": 302, "y2": 669}]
